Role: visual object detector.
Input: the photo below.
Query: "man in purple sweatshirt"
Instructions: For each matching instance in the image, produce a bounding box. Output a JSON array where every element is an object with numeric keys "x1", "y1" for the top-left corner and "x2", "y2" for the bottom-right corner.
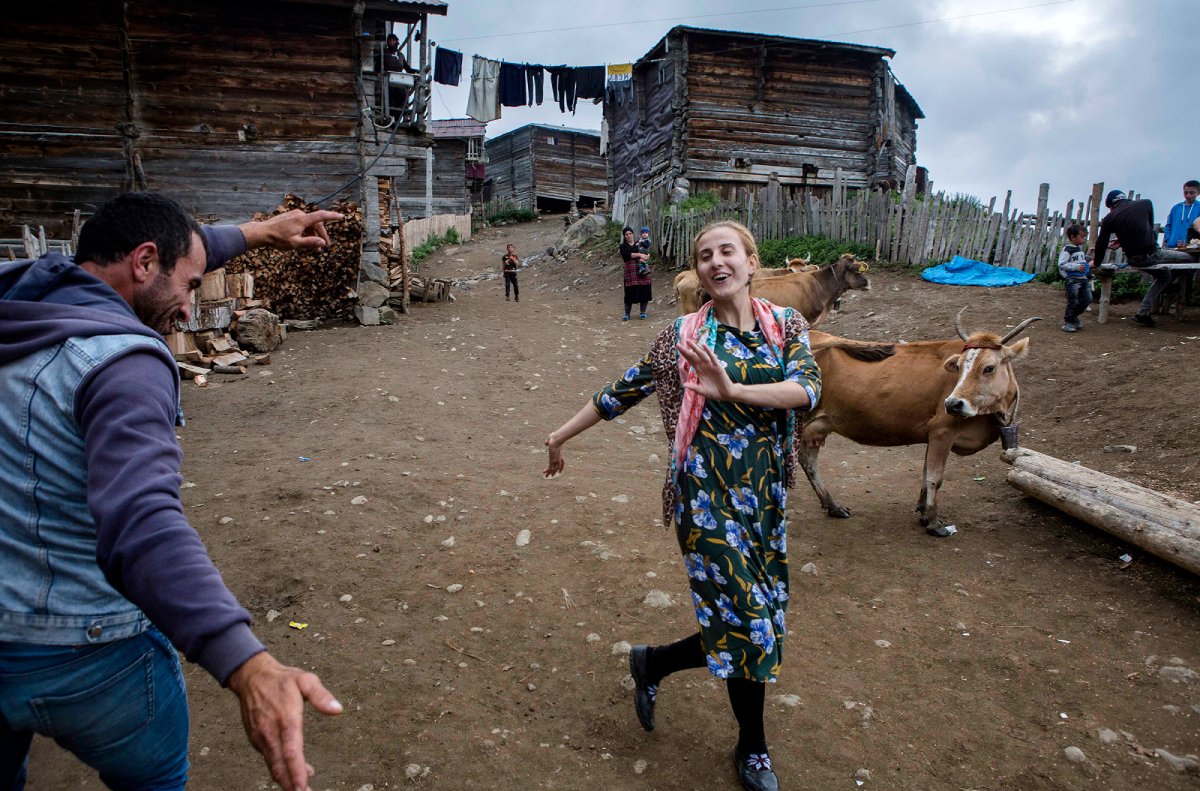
[{"x1": 0, "y1": 192, "x2": 343, "y2": 791}]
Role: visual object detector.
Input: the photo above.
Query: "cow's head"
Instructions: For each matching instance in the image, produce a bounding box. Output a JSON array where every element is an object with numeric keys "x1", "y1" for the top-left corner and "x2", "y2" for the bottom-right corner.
[
  {"x1": 943, "y1": 308, "x2": 1040, "y2": 420},
  {"x1": 833, "y1": 253, "x2": 871, "y2": 292},
  {"x1": 786, "y1": 253, "x2": 815, "y2": 273}
]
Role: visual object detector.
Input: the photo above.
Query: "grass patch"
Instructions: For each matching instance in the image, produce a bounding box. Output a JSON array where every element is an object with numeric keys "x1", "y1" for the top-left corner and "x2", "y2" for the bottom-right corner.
[
  {"x1": 410, "y1": 226, "x2": 461, "y2": 266},
  {"x1": 487, "y1": 208, "x2": 538, "y2": 225},
  {"x1": 756, "y1": 234, "x2": 876, "y2": 268}
]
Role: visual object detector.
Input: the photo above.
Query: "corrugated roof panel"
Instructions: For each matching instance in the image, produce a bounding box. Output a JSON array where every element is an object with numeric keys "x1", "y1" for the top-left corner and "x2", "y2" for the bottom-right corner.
[{"x1": 429, "y1": 118, "x2": 487, "y2": 138}]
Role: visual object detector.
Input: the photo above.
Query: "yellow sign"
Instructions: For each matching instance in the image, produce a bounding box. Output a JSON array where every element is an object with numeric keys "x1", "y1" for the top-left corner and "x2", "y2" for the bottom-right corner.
[{"x1": 607, "y1": 63, "x2": 632, "y2": 76}]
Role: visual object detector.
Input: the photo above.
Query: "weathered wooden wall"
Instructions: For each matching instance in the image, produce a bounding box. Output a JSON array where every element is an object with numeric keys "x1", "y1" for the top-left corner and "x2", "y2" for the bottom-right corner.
[
  {"x1": 0, "y1": 2, "x2": 128, "y2": 234},
  {"x1": 486, "y1": 126, "x2": 534, "y2": 207},
  {"x1": 0, "y1": 0, "x2": 448, "y2": 236},
  {"x1": 487, "y1": 125, "x2": 604, "y2": 208},
  {"x1": 387, "y1": 138, "x2": 470, "y2": 219},
  {"x1": 529, "y1": 127, "x2": 606, "y2": 205},
  {"x1": 606, "y1": 48, "x2": 677, "y2": 193}
]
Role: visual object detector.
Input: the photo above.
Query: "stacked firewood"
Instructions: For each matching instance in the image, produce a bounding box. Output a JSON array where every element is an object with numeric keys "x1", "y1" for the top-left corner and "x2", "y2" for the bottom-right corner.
[{"x1": 224, "y1": 194, "x2": 364, "y2": 320}]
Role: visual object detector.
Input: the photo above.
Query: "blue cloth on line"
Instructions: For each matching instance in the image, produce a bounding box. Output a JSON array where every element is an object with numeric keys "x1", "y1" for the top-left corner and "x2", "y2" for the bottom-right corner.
[{"x1": 921, "y1": 255, "x2": 1035, "y2": 287}]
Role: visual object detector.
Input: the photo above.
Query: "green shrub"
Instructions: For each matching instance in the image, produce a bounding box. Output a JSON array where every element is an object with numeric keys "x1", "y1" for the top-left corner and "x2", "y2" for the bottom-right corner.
[
  {"x1": 1111, "y1": 271, "x2": 1149, "y2": 302},
  {"x1": 679, "y1": 191, "x2": 722, "y2": 213},
  {"x1": 444, "y1": 227, "x2": 460, "y2": 245},
  {"x1": 755, "y1": 234, "x2": 876, "y2": 268},
  {"x1": 487, "y1": 208, "x2": 537, "y2": 224},
  {"x1": 1034, "y1": 269, "x2": 1062, "y2": 286}
]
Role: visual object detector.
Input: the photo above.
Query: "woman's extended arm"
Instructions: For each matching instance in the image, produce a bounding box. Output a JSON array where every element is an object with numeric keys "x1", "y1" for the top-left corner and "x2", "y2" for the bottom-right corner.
[
  {"x1": 678, "y1": 341, "x2": 811, "y2": 410},
  {"x1": 544, "y1": 352, "x2": 657, "y2": 478},
  {"x1": 544, "y1": 403, "x2": 603, "y2": 477}
]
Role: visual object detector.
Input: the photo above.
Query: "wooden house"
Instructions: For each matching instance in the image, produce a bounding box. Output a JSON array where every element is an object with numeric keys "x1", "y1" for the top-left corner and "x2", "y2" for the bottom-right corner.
[
  {"x1": 605, "y1": 26, "x2": 924, "y2": 201},
  {"x1": 0, "y1": 0, "x2": 457, "y2": 239},
  {"x1": 427, "y1": 118, "x2": 487, "y2": 210},
  {"x1": 485, "y1": 124, "x2": 606, "y2": 212}
]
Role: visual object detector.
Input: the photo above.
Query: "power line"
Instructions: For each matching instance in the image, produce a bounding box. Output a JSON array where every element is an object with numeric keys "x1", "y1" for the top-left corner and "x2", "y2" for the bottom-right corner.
[{"x1": 437, "y1": 0, "x2": 889, "y2": 44}]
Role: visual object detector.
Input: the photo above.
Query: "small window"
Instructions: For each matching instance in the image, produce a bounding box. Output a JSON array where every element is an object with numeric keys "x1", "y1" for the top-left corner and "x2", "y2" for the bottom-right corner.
[
  {"x1": 546, "y1": 136, "x2": 556, "y2": 146},
  {"x1": 467, "y1": 137, "x2": 482, "y2": 162},
  {"x1": 658, "y1": 63, "x2": 667, "y2": 85}
]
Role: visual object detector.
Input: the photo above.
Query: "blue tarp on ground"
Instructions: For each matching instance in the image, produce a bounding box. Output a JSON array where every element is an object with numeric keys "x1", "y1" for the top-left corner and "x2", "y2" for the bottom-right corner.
[{"x1": 921, "y1": 255, "x2": 1036, "y2": 287}]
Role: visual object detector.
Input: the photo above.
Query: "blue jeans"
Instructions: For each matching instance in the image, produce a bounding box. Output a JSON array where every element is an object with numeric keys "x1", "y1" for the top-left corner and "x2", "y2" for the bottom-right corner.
[
  {"x1": 1063, "y1": 277, "x2": 1091, "y2": 323},
  {"x1": 0, "y1": 627, "x2": 189, "y2": 791}
]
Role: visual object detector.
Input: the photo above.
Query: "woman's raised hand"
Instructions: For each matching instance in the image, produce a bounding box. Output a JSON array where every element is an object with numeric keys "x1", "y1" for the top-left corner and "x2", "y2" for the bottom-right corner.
[
  {"x1": 543, "y1": 435, "x2": 565, "y2": 478},
  {"x1": 679, "y1": 340, "x2": 739, "y2": 401}
]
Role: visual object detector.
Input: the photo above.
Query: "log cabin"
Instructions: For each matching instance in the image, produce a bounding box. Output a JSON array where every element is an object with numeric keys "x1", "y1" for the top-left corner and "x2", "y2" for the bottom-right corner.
[
  {"x1": 605, "y1": 26, "x2": 924, "y2": 202},
  {"x1": 0, "y1": 0, "x2": 457, "y2": 240},
  {"x1": 485, "y1": 124, "x2": 607, "y2": 213}
]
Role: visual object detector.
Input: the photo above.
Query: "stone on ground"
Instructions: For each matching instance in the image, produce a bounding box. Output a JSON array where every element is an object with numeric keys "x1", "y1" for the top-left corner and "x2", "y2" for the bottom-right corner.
[
  {"x1": 235, "y1": 308, "x2": 282, "y2": 352},
  {"x1": 642, "y1": 590, "x2": 674, "y2": 608}
]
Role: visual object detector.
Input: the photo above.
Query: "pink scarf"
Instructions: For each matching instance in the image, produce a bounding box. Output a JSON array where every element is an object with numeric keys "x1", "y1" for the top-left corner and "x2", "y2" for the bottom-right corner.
[{"x1": 673, "y1": 297, "x2": 788, "y2": 474}]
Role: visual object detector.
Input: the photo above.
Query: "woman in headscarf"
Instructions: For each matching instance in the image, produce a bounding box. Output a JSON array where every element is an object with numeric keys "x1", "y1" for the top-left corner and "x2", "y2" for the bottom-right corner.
[
  {"x1": 618, "y1": 226, "x2": 652, "y2": 321},
  {"x1": 544, "y1": 221, "x2": 821, "y2": 791}
]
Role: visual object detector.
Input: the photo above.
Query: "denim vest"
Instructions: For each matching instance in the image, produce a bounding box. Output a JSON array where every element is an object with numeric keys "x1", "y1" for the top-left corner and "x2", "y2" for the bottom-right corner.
[{"x1": 0, "y1": 333, "x2": 181, "y2": 645}]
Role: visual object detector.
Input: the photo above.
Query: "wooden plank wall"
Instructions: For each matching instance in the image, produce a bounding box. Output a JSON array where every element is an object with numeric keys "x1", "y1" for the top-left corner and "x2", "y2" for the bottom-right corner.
[
  {"x1": 686, "y1": 37, "x2": 879, "y2": 193},
  {"x1": 529, "y1": 128, "x2": 607, "y2": 204},
  {"x1": 0, "y1": 2, "x2": 129, "y2": 234},
  {"x1": 486, "y1": 126, "x2": 535, "y2": 207},
  {"x1": 390, "y1": 138, "x2": 471, "y2": 219},
  {"x1": 126, "y1": 1, "x2": 361, "y2": 222},
  {"x1": 605, "y1": 43, "x2": 677, "y2": 193}
]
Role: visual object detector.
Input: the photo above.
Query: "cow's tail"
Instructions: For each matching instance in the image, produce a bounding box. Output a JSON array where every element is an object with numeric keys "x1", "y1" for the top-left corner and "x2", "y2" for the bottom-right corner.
[{"x1": 810, "y1": 336, "x2": 896, "y2": 362}]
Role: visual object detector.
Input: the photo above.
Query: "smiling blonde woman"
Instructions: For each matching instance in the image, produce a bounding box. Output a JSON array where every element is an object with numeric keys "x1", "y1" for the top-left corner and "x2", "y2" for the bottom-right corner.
[{"x1": 544, "y1": 221, "x2": 821, "y2": 791}]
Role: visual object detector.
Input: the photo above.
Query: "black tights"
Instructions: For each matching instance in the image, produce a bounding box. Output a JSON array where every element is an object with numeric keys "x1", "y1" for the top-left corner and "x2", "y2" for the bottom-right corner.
[
  {"x1": 624, "y1": 300, "x2": 648, "y2": 317},
  {"x1": 646, "y1": 633, "x2": 768, "y2": 755}
]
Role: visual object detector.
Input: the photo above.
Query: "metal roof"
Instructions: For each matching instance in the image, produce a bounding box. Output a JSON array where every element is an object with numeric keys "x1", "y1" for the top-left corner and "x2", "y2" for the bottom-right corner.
[
  {"x1": 638, "y1": 25, "x2": 896, "y2": 66},
  {"x1": 371, "y1": 0, "x2": 448, "y2": 16},
  {"x1": 486, "y1": 123, "x2": 600, "y2": 143},
  {"x1": 429, "y1": 118, "x2": 486, "y2": 138}
]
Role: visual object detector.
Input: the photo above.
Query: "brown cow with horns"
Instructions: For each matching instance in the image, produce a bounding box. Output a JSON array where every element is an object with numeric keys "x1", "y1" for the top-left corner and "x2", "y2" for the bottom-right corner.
[{"x1": 798, "y1": 308, "x2": 1041, "y2": 535}]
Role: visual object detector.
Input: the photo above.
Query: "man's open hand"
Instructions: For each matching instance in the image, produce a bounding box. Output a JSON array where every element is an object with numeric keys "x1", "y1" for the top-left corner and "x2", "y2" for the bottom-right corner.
[
  {"x1": 227, "y1": 651, "x2": 343, "y2": 791},
  {"x1": 240, "y1": 209, "x2": 344, "y2": 252}
]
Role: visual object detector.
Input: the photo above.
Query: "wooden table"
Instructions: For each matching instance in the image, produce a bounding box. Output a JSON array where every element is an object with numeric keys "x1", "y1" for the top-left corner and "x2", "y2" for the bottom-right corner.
[{"x1": 1096, "y1": 258, "x2": 1200, "y2": 323}]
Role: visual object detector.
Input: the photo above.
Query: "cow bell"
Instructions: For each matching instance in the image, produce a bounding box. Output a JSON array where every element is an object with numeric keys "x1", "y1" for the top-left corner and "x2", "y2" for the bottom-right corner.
[{"x1": 999, "y1": 422, "x2": 1020, "y2": 450}]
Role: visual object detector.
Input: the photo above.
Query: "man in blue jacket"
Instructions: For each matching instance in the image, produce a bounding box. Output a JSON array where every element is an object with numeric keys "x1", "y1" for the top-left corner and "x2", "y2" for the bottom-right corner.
[
  {"x1": 0, "y1": 193, "x2": 343, "y2": 791},
  {"x1": 1163, "y1": 180, "x2": 1200, "y2": 249}
]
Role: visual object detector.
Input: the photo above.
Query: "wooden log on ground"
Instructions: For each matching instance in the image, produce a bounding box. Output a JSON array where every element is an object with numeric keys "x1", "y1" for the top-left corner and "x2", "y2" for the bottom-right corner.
[{"x1": 1002, "y1": 447, "x2": 1200, "y2": 575}]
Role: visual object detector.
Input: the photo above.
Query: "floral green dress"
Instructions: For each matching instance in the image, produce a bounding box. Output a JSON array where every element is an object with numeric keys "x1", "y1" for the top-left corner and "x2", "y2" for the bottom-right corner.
[{"x1": 592, "y1": 320, "x2": 821, "y2": 682}]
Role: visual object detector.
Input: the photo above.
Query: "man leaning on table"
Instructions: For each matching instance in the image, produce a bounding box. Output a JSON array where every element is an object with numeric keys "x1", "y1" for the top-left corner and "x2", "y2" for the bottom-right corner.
[
  {"x1": 1091, "y1": 190, "x2": 1195, "y2": 327},
  {"x1": 0, "y1": 192, "x2": 344, "y2": 791}
]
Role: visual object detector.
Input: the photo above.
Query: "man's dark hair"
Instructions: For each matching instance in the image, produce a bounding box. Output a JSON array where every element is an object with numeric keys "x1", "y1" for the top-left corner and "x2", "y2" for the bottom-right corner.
[
  {"x1": 75, "y1": 191, "x2": 206, "y2": 273},
  {"x1": 1186, "y1": 180, "x2": 1200, "y2": 191},
  {"x1": 1065, "y1": 224, "x2": 1086, "y2": 239}
]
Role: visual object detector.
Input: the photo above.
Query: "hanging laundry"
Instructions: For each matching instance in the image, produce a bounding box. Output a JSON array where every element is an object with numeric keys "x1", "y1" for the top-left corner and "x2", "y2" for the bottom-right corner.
[
  {"x1": 574, "y1": 66, "x2": 606, "y2": 101},
  {"x1": 607, "y1": 63, "x2": 632, "y2": 81},
  {"x1": 547, "y1": 65, "x2": 575, "y2": 113},
  {"x1": 434, "y1": 47, "x2": 463, "y2": 86},
  {"x1": 600, "y1": 117, "x2": 608, "y2": 156},
  {"x1": 606, "y1": 82, "x2": 633, "y2": 106},
  {"x1": 525, "y1": 65, "x2": 544, "y2": 106},
  {"x1": 466, "y1": 56, "x2": 501, "y2": 123},
  {"x1": 498, "y1": 62, "x2": 527, "y2": 107}
]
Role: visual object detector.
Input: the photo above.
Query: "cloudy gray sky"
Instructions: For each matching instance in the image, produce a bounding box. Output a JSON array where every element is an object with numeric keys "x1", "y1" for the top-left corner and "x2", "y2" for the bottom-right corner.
[{"x1": 426, "y1": 0, "x2": 1193, "y2": 216}]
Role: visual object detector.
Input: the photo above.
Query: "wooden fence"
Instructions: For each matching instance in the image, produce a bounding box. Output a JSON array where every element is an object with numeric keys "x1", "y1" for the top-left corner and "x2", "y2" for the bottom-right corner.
[
  {"x1": 401, "y1": 213, "x2": 471, "y2": 261},
  {"x1": 615, "y1": 169, "x2": 1134, "y2": 272}
]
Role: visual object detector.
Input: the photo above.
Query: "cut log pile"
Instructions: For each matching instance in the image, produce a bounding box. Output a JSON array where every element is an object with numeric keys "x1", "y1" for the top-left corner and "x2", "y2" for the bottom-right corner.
[
  {"x1": 224, "y1": 195, "x2": 364, "y2": 320},
  {"x1": 1002, "y1": 447, "x2": 1200, "y2": 576},
  {"x1": 166, "y1": 268, "x2": 284, "y2": 384}
]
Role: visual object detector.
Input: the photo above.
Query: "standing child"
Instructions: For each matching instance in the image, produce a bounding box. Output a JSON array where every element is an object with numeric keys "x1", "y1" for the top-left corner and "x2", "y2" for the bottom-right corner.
[
  {"x1": 1059, "y1": 224, "x2": 1091, "y2": 332},
  {"x1": 637, "y1": 227, "x2": 652, "y2": 276},
  {"x1": 502, "y1": 243, "x2": 520, "y2": 302}
]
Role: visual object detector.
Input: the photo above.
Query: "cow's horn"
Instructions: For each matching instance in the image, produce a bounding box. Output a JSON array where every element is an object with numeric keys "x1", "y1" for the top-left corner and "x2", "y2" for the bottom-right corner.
[
  {"x1": 1000, "y1": 317, "x2": 1043, "y2": 345},
  {"x1": 955, "y1": 307, "x2": 970, "y2": 342}
]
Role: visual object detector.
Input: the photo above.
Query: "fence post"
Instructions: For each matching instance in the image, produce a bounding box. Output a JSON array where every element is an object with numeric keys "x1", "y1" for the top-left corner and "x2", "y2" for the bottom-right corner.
[{"x1": 1087, "y1": 182, "x2": 1104, "y2": 252}]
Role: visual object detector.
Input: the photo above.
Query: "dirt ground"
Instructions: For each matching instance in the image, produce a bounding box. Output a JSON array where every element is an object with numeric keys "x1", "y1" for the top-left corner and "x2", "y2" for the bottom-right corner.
[{"x1": 28, "y1": 216, "x2": 1200, "y2": 790}]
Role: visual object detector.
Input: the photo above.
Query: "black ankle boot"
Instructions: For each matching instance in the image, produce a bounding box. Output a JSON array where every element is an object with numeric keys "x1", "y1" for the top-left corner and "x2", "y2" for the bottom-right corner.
[
  {"x1": 629, "y1": 645, "x2": 656, "y2": 731},
  {"x1": 733, "y1": 746, "x2": 779, "y2": 791}
]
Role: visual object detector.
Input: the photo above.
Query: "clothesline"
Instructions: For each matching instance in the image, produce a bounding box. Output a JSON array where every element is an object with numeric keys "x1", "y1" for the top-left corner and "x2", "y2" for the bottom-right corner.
[{"x1": 432, "y1": 45, "x2": 631, "y2": 123}]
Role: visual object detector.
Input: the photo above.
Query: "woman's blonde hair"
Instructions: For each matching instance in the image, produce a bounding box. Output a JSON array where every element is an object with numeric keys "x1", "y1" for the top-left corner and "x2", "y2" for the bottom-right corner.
[{"x1": 689, "y1": 220, "x2": 759, "y2": 271}]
